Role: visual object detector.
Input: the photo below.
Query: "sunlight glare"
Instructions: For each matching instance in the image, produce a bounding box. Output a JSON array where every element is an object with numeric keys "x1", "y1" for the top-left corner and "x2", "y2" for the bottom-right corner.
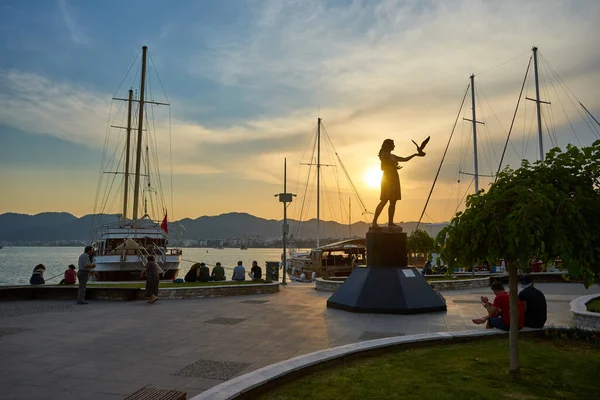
[{"x1": 363, "y1": 167, "x2": 382, "y2": 189}]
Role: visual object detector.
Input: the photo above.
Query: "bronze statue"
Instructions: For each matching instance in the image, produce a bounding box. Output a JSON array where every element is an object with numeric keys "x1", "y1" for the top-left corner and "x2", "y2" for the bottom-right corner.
[{"x1": 371, "y1": 137, "x2": 429, "y2": 230}]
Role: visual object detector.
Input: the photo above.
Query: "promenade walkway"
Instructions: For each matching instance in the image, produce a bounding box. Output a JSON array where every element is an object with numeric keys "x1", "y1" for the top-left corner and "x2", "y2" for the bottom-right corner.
[{"x1": 1, "y1": 282, "x2": 598, "y2": 399}]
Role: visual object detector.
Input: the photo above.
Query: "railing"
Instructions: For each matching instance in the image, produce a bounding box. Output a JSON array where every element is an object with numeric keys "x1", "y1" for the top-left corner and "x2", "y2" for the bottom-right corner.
[{"x1": 95, "y1": 247, "x2": 182, "y2": 257}]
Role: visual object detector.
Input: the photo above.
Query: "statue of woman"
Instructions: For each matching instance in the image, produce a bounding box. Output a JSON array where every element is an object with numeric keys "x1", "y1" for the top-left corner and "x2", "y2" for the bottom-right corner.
[{"x1": 372, "y1": 137, "x2": 428, "y2": 229}]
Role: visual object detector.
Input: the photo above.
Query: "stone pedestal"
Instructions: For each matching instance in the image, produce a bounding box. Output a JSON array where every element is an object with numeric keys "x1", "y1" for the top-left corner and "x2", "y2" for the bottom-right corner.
[{"x1": 326, "y1": 228, "x2": 446, "y2": 314}]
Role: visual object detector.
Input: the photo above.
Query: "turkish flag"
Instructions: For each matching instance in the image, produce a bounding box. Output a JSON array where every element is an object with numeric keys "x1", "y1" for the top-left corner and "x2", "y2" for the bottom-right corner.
[{"x1": 161, "y1": 212, "x2": 168, "y2": 233}]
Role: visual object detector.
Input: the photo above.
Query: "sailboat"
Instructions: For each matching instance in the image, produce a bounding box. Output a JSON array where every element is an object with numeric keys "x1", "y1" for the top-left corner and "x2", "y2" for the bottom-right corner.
[
  {"x1": 287, "y1": 118, "x2": 369, "y2": 281},
  {"x1": 90, "y1": 46, "x2": 182, "y2": 281}
]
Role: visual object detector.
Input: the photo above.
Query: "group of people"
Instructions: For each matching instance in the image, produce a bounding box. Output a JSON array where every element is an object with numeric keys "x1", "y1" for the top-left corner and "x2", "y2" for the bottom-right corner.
[
  {"x1": 183, "y1": 260, "x2": 263, "y2": 283},
  {"x1": 472, "y1": 275, "x2": 547, "y2": 331},
  {"x1": 28, "y1": 246, "x2": 97, "y2": 305}
]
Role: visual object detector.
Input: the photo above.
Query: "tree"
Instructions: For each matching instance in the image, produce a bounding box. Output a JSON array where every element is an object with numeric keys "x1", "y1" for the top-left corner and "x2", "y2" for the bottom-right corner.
[
  {"x1": 407, "y1": 228, "x2": 434, "y2": 256},
  {"x1": 436, "y1": 140, "x2": 600, "y2": 372}
]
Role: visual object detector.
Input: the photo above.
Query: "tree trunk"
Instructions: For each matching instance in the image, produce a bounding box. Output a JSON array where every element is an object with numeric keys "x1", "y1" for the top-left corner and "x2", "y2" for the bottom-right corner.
[{"x1": 508, "y1": 261, "x2": 520, "y2": 372}]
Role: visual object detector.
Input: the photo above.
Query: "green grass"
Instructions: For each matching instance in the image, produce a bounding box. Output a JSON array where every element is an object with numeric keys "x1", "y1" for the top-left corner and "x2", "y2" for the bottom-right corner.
[
  {"x1": 259, "y1": 338, "x2": 599, "y2": 400},
  {"x1": 586, "y1": 297, "x2": 600, "y2": 313},
  {"x1": 87, "y1": 280, "x2": 270, "y2": 289}
]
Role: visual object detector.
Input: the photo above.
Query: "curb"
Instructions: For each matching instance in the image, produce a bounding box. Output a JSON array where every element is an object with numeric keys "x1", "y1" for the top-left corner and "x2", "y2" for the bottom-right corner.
[{"x1": 190, "y1": 328, "x2": 540, "y2": 400}]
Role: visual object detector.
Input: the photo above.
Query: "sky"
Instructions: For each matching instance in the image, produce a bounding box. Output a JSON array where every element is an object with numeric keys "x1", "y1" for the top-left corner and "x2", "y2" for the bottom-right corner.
[{"x1": 1, "y1": 0, "x2": 599, "y2": 224}]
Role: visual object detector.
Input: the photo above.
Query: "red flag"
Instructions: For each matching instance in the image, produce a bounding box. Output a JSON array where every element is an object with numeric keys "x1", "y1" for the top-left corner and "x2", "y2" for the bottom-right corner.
[{"x1": 161, "y1": 211, "x2": 168, "y2": 233}]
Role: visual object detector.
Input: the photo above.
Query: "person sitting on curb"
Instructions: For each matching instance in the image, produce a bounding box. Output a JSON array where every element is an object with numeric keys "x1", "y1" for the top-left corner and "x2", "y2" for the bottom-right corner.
[
  {"x1": 184, "y1": 264, "x2": 200, "y2": 282},
  {"x1": 249, "y1": 260, "x2": 262, "y2": 281},
  {"x1": 29, "y1": 264, "x2": 46, "y2": 285},
  {"x1": 60, "y1": 265, "x2": 77, "y2": 285},
  {"x1": 472, "y1": 282, "x2": 524, "y2": 331},
  {"x1": 232, "y1": 261, "x2": 246, "y2": 281},
  {"x1": 198, "y1": 262, "x2": 211, "y2": 283},
  {"x1": 211, "y1": 262, "x2": 226, "y2": 281},
  {"x1": 518, "y1": 275, "x2": 547, "y2": 328}
]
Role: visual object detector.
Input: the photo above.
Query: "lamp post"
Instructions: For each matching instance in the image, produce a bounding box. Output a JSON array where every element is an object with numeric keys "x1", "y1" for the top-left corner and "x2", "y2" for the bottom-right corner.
[{"x1": 275, "y1": 158, "x2": 295, "y2": 284}]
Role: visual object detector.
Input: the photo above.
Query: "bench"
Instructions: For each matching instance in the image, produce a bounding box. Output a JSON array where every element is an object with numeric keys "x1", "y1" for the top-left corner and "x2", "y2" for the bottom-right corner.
[{"x1": 124, "y1": 387, "x2": 186, "y2": 400}]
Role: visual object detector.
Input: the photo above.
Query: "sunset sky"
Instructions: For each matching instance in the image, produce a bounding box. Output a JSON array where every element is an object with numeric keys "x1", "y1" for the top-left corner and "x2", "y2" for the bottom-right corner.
[{"x1": 1, "y1": 0, "x2": 599, "y2": 224}]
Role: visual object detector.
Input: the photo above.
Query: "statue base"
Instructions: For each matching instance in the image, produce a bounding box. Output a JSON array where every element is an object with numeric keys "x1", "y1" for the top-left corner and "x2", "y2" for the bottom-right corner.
[
  {"x1": 326, "y1": 227, "x2": 447, "y2": 314},
  {"x1": 326, "y1": 267, "x2": 446, "y2": 314}
]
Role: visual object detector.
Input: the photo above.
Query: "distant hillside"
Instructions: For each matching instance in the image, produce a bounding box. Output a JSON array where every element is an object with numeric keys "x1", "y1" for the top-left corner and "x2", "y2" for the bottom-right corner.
[{"x1": 0, "y1": 211, "x2": 447, "y2": 243}]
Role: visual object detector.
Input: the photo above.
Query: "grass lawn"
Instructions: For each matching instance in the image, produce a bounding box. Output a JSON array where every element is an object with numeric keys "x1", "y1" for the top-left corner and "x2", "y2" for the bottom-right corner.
[
  {"x1": 259, "y1": 338, "x2": 599, "y2": 400},
  {"x1": 586, "y1": 297, "x2": 600, "y2": 313},
  {"x1": 88, "y1": 280, "x2": 270, "y2": 289}
]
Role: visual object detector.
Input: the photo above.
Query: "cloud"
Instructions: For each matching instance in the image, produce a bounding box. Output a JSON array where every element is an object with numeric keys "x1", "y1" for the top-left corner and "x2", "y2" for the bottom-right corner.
[
  {"x1": 57, "y1": 0, "x2": 90, "y2": 45},
  {"x1": 2, "y1": 0, "x2": 600, "y2": 221}
]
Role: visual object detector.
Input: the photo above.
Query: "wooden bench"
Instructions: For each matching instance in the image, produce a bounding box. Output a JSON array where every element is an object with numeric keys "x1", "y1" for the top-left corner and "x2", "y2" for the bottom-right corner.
[{"x1": 124, "y1": 387, "x2": 186, "y2": 400}]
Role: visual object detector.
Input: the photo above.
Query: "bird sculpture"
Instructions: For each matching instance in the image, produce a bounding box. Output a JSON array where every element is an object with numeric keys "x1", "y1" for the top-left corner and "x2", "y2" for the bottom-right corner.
[{"x1": 411, "y1": 136, "x2": 430, "y2": 156}]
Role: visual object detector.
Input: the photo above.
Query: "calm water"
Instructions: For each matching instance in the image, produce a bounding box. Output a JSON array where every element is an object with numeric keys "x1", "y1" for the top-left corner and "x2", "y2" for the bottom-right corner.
[{"x1": 0, "y1": 247, "x2": 297, "y2": 285}]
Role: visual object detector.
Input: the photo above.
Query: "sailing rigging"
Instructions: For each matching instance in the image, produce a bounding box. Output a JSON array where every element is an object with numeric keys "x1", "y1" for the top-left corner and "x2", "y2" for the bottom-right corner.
[
  {"x1": 90, "y1": 46, "x2": 182, "y2": 281},
  {"x1": 417, "y1": 46, "x2": 600, "y2": 230}
]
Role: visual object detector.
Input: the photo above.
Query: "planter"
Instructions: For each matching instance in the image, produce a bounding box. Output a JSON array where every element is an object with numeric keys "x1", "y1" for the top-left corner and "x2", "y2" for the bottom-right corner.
[{"x1": 570, "y1": 294, "x2": 600, "y2": 330}]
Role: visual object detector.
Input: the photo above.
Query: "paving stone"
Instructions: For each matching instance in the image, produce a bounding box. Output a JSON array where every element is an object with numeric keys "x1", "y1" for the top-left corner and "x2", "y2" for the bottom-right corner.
[
  {"x1": 239, "y1": 300, "x2": 270, "y2": 304},
  {"x1": 173, "y1": 359, "x2": 251, "y2": 380},
  {"x1": 0, "y1": 282, "x2": 598, "y2": 399},
  {"x1": 0, "y1": 300, "x2": 75, "y2": 318},
  {"x1": 452, "y1": 299, "x2": 481, "y2": 304},
  {"x1": 0, "y1": 327, "x2": 32, "y2": 337},
  {"x1": 358, "y1": 331, "x2": 405, "y2": 341},
  {"x1": 203, "y1": 317, "x2": 246, "y2": 325}
]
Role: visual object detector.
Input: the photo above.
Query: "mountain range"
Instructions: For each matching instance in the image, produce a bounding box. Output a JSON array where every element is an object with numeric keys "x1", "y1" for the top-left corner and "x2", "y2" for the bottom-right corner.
[{"x1": 0, "y1": 212, "x2": 447, "y2": 243}]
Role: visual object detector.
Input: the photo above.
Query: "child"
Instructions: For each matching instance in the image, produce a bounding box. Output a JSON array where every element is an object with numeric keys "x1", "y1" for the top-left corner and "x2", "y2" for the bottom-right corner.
[{"x1": 60, "y1": 264, "x2": 77, "y2": 285}]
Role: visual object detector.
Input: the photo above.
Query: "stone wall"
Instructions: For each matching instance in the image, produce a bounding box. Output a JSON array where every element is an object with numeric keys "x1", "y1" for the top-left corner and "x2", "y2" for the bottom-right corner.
[
  {"x1": 570, "y1": 294, "x2": 600, "y2": 330},
  {"x1": 315, "y1": 276, "x2": 490, "y2": 292},
  {"x1": 151, "y1": 283, "x2": 279, "y2": 300},
  {"x1": 0, "y1": 283, "x2": 279, "y2": 301},
  {"x1": 429, "y1": 277, "x2": 490, "y2": 291},
  {"x1": 315, "y1": 278, "x2": 341, "y2": 292}
]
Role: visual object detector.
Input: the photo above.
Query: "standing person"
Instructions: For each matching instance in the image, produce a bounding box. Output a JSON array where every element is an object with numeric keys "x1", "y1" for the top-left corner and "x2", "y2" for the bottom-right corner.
[
  {"x1": 518, "y1": 275, "x2": 547, "y2": 328},
  {"x1": 371, "y1": 138, "x2": 427, "y2": 229},
  {"x1": 472, "y1": 282, "x2": 524, "y2": 331},
  {"x1": 198, "y1": 262, "x2": 210, "y2": 283},
  {"x1": 60, "y1": 265, "x2": 77, "y2": 285},
  {"x1": 232, "y1": 261, "x2": 246, "y2": 281},
  {"x1": 141, "y1": 255, "x2": 162, "y2": 304},
  {"x1": 249, "y1": 260, "x2": 262, "y2": 281},
  {"x1": 29, "y1": 264, "x2": 46, "y2": 285},
  {"x1": 77, "y1": 246, "x2": 95, "y2": 305},
  {"x1": 211, "y1": 262, "x2": 226, "y2": 281}
]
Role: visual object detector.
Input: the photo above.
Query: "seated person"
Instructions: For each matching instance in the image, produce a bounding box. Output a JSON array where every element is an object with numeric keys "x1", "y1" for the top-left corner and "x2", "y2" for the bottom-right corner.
[
  {"x1": 60, "y1": 264, "x2": 77, "y2": 285},
  {"x1": 232, "y1": 261, "x2": 246, "y2": 281},
  {"x1": 29, "y1": 264, "x2": 46, "y2": 285},
  {"x1": 472, "y1": 282, "x2": 524, "y2": 331},
  {"x1": 198, "y1": 262, "x2": 211, "y2": 283},
  {"x1": 518, "y1": 275, "x2": 547, "y2": 328},
  {"x1": 184, "y1": 264, "x2": 200, "y2": 282},
  {"x1": 249, "y1": 260, "x2": 262, "y2": 281},
  {"x1": 211, "y1": 262, "x2": 226, "y2": 281}
]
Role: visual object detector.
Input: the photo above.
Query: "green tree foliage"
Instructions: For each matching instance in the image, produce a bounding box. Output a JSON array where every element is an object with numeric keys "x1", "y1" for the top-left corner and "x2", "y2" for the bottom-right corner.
[
  {"x1": 437, "y1": 140, "x2": 600, "y2": 287},
  {"x1": 435, "y1": 140, "x2": 600, "y2": 371},
  {"x1": 407, "y1": 228, "x2": 434, "y2": 255}
]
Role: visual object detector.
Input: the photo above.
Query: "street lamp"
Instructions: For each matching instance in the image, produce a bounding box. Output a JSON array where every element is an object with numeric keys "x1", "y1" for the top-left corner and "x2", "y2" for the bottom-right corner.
[{"x1": 275, "y1": 158, "x2": 295, "y2": 284}]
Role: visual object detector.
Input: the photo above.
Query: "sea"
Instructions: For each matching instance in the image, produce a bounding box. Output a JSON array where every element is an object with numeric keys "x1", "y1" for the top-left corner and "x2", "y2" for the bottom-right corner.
[{"x1": 0, "y1": 247, "x2": 301, "y2": 285}]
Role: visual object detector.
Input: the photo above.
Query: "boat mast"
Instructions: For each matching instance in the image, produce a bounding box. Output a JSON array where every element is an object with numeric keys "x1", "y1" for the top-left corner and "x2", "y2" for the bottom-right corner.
[
  {"x1": 122, "y1": 89, "x2": 133, "y2": 221},
  {"x1": 317, "y1": 117, "x2": 321, "y2": 247},
  {"x1": 132, "y1": 45, "x2": 147, "y2": 220},
  {"x1": 532, "y1": 46, "x2": 544, "y2": 162},
  {"x1": 348, "y1": 197, "x2": 351, "y2": 237},
  {"x1": 470, "y1": 74, "x2": 479, "y2": 194}
]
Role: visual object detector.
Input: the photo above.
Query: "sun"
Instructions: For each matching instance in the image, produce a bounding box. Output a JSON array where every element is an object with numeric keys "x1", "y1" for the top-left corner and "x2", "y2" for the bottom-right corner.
[{"x1": 363, "y1": 167, "x2": 382, "y2": 189}]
